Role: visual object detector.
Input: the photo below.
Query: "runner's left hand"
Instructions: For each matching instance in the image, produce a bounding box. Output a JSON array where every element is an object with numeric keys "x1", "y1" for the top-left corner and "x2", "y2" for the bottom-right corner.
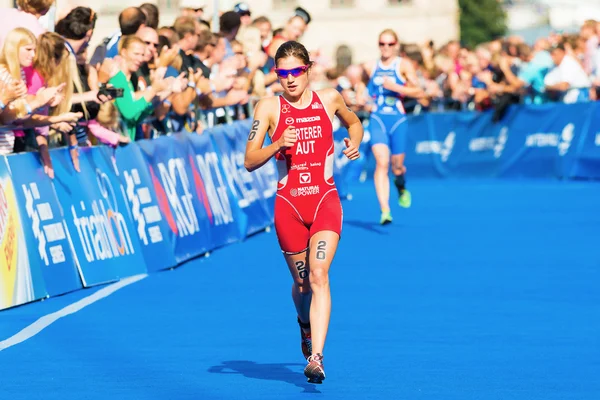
[{"x1": 343, "y1": 137, "x2": 360, "y2": 160}]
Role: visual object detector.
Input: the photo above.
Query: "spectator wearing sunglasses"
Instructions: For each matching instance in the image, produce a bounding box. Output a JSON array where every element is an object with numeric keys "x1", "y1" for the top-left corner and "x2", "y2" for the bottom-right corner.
[{"x1": 134, "y1": 27, "x2": 160, "y2": 91}]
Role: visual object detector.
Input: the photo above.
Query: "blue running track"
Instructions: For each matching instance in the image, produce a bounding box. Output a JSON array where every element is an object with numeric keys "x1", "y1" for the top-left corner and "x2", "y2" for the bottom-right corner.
[{"x1": 1, "y1": 179, "x2": 599, "y2": 400}]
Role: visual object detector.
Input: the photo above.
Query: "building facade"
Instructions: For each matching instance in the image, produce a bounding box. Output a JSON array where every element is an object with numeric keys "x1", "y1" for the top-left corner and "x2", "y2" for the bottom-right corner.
[{"x1": 2, "y1": 0, "x2": 459, "y2": 65}]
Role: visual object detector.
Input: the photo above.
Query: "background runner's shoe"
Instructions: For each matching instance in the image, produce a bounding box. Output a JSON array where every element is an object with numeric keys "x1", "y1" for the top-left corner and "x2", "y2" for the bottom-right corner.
[
  {"x1": 301, "y1": 328, "x2": 312, "y2": 360},
  {"x1": 298, "y1": 318, "x2": 312, "y2": 360},
  {"x1": 399, "y1": 189, "x2": 412, "y2": 208},
  {"x1": 304, "y1": 353, "x2": 326, "y2": 384},
  {"x1": 380, "y1": 211, "x2": 392, "y2": 225}
]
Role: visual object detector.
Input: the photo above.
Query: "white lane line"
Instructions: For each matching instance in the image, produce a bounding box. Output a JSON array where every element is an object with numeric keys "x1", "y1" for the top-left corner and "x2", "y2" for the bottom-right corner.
[{"x1": 0, "y1": 274, "x2": 148, "y2": 351}]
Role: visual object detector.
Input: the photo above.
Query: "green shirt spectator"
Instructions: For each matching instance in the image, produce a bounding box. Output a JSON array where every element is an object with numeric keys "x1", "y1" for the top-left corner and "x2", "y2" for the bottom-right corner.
[{"x1": 109, "y1": 70, "x2": 154, "y2": 141}]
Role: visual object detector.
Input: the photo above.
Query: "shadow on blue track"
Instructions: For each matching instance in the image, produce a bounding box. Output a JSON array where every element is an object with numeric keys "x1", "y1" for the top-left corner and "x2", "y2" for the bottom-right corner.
[
  {"x1": 344, "y1": 220, "x2": 389, "y2": 235},
  {"x1": 208, "y1": 361, "x2": 322, "y2": 394}
]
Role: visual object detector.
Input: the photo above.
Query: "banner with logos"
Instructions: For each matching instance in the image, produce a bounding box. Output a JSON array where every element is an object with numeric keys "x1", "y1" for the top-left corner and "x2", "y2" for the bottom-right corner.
[
  {"x1": 7, "y1": 153, "x2": 82, "y2": 297},
  {"x1": 5, "y1": 104, "x2": 599, "y2": 311},
  {"x1": 231, "y1": 120, "x2": 278, "y2": 218},
  {"x1": 137, "y1": 135, "x2": 212, "y2": 263},
  {"x1": 566, "y1": 102, "x2": 600, "y2": 179},
  {"x1": 209, "y1": 122, "x2": 274, "y2": 236},
  {"x1": 113, "y1": 144, "x2": 178, "y2": 272},
  {"x1": 0, "y1": 157, "x2": 48, "y2": 310},
  {"x1": 186, "y1": 131, "x2": 247, "y2": 249},
  {"x1": 404, "y1": 102, "x2": 600, "y2": 179},
  {"x1": 51, "y1": 147, "x2": 147, "y2": 287}
]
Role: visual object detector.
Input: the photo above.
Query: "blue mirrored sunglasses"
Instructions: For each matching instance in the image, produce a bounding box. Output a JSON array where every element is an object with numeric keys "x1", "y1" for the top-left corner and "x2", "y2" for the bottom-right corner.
[{"x1": 274, "y1": 65, "x2": 310, "y2": 78}]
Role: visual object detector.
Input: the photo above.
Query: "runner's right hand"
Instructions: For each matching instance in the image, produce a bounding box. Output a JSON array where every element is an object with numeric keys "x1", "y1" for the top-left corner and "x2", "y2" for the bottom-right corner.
[{"x1": 277, "y1": 126, "x2": 297, "y2": 149}]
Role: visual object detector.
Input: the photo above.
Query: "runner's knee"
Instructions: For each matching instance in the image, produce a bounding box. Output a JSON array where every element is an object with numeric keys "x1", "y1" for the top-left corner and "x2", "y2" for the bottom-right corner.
[
  {"x1": 375, "y1": 156, "x2": 389, "y2": 170},
  {"x1": 392, "y1": 165, "x2": 404, "y2": 175},
  {"x1": 309, "y1": 266, "x2": 329, "y2": 288}
]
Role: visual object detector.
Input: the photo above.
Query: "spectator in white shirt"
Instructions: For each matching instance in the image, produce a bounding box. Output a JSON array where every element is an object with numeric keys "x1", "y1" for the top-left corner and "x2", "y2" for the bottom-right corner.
[{"x1": 544, "y1": 42, "x2": 591, "y2": 104}]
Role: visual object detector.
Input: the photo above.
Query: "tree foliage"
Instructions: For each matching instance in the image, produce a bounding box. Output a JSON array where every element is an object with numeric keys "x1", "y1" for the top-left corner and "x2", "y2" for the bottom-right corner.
[{"x1": 459, "y1": 0, "x2": 508, "y2": 48}]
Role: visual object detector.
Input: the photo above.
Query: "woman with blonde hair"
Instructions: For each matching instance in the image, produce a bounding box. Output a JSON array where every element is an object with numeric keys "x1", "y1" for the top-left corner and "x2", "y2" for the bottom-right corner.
[
  {"x1": 0, "y1": 28, "x2": 63, "y2": 124},
  {"x1": 31, "y1": 31, "x2": 82, "y2": 173},
  {"x1": 0, "y1": 27, "x2": 69, "y2": 171},
  {"x1": 363, "y1": 28, "x2": 424, "y2": 225}
]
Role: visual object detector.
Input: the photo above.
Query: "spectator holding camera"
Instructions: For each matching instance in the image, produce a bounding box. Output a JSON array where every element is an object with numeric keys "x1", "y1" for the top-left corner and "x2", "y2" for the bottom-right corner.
[
  {"x1": 109, "y1": 35, "x2": 187, "y2": 141},
  {"x1": 55, "y1": 7, "x2": 126, "y2": 147}
]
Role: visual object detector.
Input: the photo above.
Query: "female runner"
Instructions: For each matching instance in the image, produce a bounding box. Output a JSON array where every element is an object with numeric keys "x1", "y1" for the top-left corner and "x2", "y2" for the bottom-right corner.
[
  {"x1": 364, "y1": 28, "x2": 424, "y2": 224},
  {"x1": 244, "y1": 40, "x2": 363, "y2": 384}
]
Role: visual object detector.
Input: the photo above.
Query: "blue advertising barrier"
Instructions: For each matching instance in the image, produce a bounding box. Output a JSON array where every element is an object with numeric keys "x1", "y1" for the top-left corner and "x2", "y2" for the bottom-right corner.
[
  {"x1": 0, "y1": 157, "x2": 48, "y2": 310},
  {"x1": 209, "y1": 122, "x2": 274, "y2": 236},
  {"x1": 186, "y1": 132, "x2": 247, "y2": 249},
  {"x1": 404, "y1": 102, "x2": 600, "y2": 180},
  {"x1": 7, "y1": 153, "x2": 82, "y2": 297},
  {"x1": 231, "y1": 120, "x2": 277, "y2": 219},
  {"x1": 1, "y1": 120, "x2": 279, "y2": 310},
  {"x1": 3, "y1": 102, "x2": 598, "y2": 311},
  {"x1": 137, "y1": 135, "x2": 212, "y2": 263},
  {"x1": 114, "y1": 144, "x2": 177, "y2": 272},
  {"x1": 51, "y1": 147, "x2": 147, "y2": 287},
  {"x1": 569, "y1": 103, "x2": 600, "y2": 179}
]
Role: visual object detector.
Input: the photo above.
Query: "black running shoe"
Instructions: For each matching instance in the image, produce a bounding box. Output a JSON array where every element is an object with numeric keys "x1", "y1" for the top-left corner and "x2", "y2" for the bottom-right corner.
[{"x1": 298, "y1": 317, "x2": 312, "y2": 360}]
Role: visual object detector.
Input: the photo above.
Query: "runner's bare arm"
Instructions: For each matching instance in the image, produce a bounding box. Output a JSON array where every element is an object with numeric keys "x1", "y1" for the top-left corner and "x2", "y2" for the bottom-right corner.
[
  {"x1": 329, "y1": 88, "x2": 364, "y2": 149},
  {"x1": 381, "y1": 59, "x2": 424, "y2": 99},
  {"x1": 244, "y1": 98, "x2": 282, "y2": 172},
  {"x1": 398, "y1": 58, "x2": 426, "y2": 98}
]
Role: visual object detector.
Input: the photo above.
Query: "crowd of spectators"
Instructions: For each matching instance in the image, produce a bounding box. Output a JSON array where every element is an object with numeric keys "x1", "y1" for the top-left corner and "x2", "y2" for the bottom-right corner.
[
  {"x1": 334, "y1": 22, "x2": 600, "y2": 122},
  {"x1": 1, "y1": 0, "x2": 600, "y2": 176}
]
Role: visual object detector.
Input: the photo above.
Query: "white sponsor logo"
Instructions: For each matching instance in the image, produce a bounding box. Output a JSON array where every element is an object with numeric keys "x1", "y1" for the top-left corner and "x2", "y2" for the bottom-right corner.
[
  {"x1": 311, "y1": 102, "x2": 323, "y2": 110},
  {"x1": 221, "y1": 149, "x2": 276, "y2": 206},
  {"x1": 71, "y1": 170, "x2": 135, "y2": 262},
  {"x1": 195, "y1": 152, "x2": 235, "y2": 226},
  {"x1": 124, "y1": 168, "x2": 164, "y2": 246},
  {"x1": 221, "y1": 152, "x2": 260, "y2": 208},
  {"x1": 281, "y1": 104, "x2": 290, "y2": 113},
  {"x1": 468, "y1": 127, "x2": 508, "y2": 159},
  {"x1": 558, "y1": 124, "x2": 574, "y2": 156},
  {"x1": 310, "y1": 162, "x2": 322, "y2": 167},
  {"x1": 22, "y1": 182, "x2": 67, "y2": 266},
  {"x1": 157, "y1": 158, "x2": 199, "y2": 238},
  {"x1": 299, "y1": 172, "x2": 311, "y2": 184},
  {"x1": 525, "y1": 123, "x2": 574, "y2": 156},
  {"x1": 291, "y1": 162, "x2": 308, "y2": 171},
  {"x1": 296, "y1": 116, "x2": 321, "y2": 123},
  {"x1": 285, "y1": 117, "x2": 294, "y2": 125},
  {"x1": 415, "y1": 132, "x2": 456, "y2": 162},
  {"x1": 290, "y1": 185, "x2": 320, "y2": 197}
]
